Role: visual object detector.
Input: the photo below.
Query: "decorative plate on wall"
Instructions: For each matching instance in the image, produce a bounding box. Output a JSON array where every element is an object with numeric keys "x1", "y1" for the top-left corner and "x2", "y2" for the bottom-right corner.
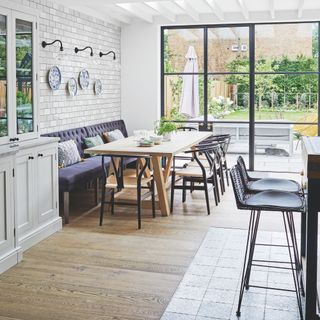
[
  {"x1": 79, "y1": 69, "x2": 90, "y2": 89},
  {"x1": 67, "y1": 78, "x2": 78, "y2": 96},
  {"x1": 48, "y1": 66, "x2": 62, "y2": 91},
  {"x1": 94, "y1": 79, "x2": 102, "y2": 95}
]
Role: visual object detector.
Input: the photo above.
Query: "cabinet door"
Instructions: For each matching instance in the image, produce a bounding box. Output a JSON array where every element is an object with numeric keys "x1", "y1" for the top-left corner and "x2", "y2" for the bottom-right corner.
[
  {"x1": 36, "y1": 146, "x2": 57, "y2": 224},
  {"x1": 0, "y1": 158, "x2": 14, "y2": 257},
  {"x1": 16, "y1": 150, "x2": 34, "y2": 237}
]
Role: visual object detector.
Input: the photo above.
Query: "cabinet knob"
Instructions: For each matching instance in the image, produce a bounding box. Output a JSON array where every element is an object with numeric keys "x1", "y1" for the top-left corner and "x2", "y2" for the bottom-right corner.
[
  {"x1": 28, "y1": 156, "x2": 34, "y2": 160},
  {"x1": 38, "y1": 153, "x2": 43, "y2": 157}
]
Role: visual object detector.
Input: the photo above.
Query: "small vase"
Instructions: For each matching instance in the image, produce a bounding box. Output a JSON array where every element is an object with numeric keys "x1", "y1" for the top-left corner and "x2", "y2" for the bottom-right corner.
[{"x1": 163, "y1": 132, "x2": 172, "y2": 142}]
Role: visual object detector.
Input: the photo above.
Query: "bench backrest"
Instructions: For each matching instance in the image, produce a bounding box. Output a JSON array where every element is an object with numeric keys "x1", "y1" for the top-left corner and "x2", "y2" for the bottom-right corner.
[{"x1": 42, "y1": 120, "x2": 128, "y2": 158}]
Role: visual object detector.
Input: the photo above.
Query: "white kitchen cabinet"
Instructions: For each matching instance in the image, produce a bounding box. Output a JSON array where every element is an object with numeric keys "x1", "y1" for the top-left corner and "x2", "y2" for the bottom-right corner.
[
  {"x1": 0, "y1": 152, "x2": 18, "y2": 273},
  {"x1": 16, "y1": 139, "x2": 61, "y2": 251}
]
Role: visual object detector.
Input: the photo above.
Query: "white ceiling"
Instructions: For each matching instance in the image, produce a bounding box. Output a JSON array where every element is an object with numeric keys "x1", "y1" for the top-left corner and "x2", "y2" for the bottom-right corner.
[{"x1": 54, "y1": 0, "x2": 320, "y2": 25}]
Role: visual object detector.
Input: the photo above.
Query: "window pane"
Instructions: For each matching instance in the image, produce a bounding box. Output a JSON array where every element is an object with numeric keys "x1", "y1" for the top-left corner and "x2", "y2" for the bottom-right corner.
[
  {"x1": 208, "y1": 75, "x2": 249, "y2": 121},
  {"x1": 16, "y1": 19, "x2": 33, "y2": 134},
  {"x1": 254, "y1": 74, "x2": 318, "y2": 122},
  {"x1": 164, "y1": 28, "x2": 204, "y2": 73},
  {"x1": 255, "y1": 23, "x2": 318, "y2": 72},
  {"x1": 208, "y1": 27, "x2": 249, "y2": 72},
  {"x1": 164, "y1": 75, "x2": 204, "y2": 120},
  {"x1": 0, "y1": 15, "x2": 7, "y2": 138}
]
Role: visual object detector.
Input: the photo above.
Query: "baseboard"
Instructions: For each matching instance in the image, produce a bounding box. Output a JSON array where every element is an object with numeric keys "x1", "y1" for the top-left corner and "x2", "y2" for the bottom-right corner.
[
  {"x1": 18, "y1": 217, "x2": 62, "y2": 252},
  {"x1": 0, "y1": 248, "x2": 20, "y2": 274}
]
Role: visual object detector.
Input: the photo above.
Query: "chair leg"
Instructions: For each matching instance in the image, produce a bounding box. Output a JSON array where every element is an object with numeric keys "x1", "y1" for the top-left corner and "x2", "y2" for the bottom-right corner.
[
  {"x1": 111, "y1": 189, "x2": 115, "y2": 216},
  {"x1": 213, "y1": 167, "x2": 221, "y2": 203},
  {"x1": 236, "y1": 210, "x2": 255, "y2": 317},
  {"x1": 170, "y1": 171, "x2": 176, "y2": 213},
  {"x1": 182, "y1": 178, "x2": 186, "y2": 203},
  {"x1": 203, "y1": 179, "x2": 210, "y2": 215},
  {"x1": 137, "y1": 186, "x2": 141, "y2": 229},
  {"x1": 224, "y1": 161, "x2": 230, "y2": 187},
  {"x1": 244, "y1": 210, "x2": 261, "y2": 289},
  {"x1": 94, "y1": 177, "x2": 99, "y2": 206},
  {"x1": 63, "y1": 192, "x2": 70, "y2": 224},
  {"x1": 151, "y1": 179, "x2": 156, "y2": 218},
  {"x1": 99, "y1": 185, "x2": 106, "y2": 226}
]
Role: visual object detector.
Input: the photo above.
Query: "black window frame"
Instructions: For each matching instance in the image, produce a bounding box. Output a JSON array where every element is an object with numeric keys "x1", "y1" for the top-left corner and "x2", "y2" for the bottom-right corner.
[{"x1": 161, "y1": 21, "x2": 320, "y2": 171}]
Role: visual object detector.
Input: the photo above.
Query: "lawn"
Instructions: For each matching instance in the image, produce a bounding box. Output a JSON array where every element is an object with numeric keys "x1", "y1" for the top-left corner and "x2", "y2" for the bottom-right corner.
[{"x1": 222, "y1": 109, "x2": 317, "y2": 122}]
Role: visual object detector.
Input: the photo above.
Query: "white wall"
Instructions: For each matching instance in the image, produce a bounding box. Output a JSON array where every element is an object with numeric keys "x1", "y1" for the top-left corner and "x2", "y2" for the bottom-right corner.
[
  {"x1": 9, "y1": 0, "x2": 121, "y2": 134},
  {"x1": 121, "y1": 23, "x2": 160, "y2": 135}
]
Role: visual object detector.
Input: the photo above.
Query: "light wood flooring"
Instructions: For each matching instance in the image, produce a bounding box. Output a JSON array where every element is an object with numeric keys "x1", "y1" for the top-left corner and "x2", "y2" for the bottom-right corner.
[{"x1": 0, "y1": 176, "x2": 301, "y2": 320}]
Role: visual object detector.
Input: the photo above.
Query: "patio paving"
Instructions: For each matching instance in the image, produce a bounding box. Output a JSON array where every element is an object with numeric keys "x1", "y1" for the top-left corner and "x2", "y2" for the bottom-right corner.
[{"x1": 161, "y1": 227, "x2": 302, "y2": 320}]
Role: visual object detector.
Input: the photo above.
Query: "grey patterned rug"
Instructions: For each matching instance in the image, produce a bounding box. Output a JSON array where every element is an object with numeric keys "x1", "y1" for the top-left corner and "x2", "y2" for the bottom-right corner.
[{"x1": 161, "y1": 227, "x2": 302, "y2": 320}]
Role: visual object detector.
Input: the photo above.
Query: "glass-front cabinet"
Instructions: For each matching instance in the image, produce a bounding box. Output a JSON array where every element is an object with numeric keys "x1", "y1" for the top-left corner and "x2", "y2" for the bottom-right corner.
[{"x1": 0, "y1": 7, "x2": 38, "y2": 145}]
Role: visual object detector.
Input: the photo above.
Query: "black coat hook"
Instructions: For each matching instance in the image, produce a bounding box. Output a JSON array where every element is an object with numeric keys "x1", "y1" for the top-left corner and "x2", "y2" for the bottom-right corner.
[
  {"x1": 42, "y1": 39, "x2": 63, "y2": 51},
  {"x1": 99, "y1": 51, "x2": 116, "y2": 60},
  {"x1": 75, "y1": 46, "x2": 93, "y2": 56}
]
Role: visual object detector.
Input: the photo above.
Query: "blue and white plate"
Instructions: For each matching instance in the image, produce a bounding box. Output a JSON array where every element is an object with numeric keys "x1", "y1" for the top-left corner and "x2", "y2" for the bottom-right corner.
[
  {"x1": 79, "y1": 69, "x2": 90, "y2": 89},
  {"x1": 67, "y1": 77, "x2": 77, "y2": 96},
  {"x1": 94, "y1": 79, "x2": 102, "y2": 95},
  {"x1": 48, "y1": 66, "x2": 61, "y2": 91}
]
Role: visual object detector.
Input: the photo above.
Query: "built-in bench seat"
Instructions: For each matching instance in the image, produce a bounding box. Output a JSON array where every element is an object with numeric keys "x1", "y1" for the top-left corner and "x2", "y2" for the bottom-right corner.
[{"x1": 42, "y1": 120, "x2": 134, "y2": 223}]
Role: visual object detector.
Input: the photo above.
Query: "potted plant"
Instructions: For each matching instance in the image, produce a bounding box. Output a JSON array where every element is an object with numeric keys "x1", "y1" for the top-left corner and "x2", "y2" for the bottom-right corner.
[{"x1": 156, "y1": 118, "x2": 177, "y2": 141}]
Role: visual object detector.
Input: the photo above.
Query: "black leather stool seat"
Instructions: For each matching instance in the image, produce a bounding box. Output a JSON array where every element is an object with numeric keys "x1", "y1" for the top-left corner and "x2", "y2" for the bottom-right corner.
[
  {"x1": 248, "y1": 178, "x2": 300, "y2": 193},
  {"x1": 245, "y1": 190, "x2": 304, "y2": 212}
]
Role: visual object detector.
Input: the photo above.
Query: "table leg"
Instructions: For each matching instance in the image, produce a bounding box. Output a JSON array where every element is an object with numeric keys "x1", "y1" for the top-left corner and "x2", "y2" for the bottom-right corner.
[
  {"x1": 305, "y1": 180, "x2": 319, "y2": 320},
  {"x1": 163, "y1": 155, "x2": 173, "y2": 183},
  {"x1": 152, "y1": 155, "x2": 170, "y2": 216}
]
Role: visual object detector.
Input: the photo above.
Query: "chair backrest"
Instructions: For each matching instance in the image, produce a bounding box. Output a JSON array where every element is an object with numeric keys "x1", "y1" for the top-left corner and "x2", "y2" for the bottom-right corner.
[
  {"x1": 178, "y1": 126, "x2": 198, "y2": 132},
  {"x1": 230, "y1": 165, "x2": 247, "y2": 209},
  {"x1": 237, "y1": 156, "x2": 250, "y2": 184}
]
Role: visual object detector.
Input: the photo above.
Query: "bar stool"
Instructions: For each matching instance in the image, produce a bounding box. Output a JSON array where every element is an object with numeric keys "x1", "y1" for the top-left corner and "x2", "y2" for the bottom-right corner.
[
  {"x1": 230, "y1": 165, "x2": 305, "y2": 319},
  {"x1": 237, "y1": 156, "x2": 301, "y2": 193}
]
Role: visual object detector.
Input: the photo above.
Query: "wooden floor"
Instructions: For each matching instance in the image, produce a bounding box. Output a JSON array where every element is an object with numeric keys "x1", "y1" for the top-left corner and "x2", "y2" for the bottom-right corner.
[{"x1": 0, "y1": 175, "x2": 301, "y2": 320}]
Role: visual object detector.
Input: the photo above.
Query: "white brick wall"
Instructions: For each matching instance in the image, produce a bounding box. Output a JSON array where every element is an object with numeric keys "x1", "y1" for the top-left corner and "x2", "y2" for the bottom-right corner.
[{"x1": 11, "y1": 0, "x2": 121, "y2": 134}]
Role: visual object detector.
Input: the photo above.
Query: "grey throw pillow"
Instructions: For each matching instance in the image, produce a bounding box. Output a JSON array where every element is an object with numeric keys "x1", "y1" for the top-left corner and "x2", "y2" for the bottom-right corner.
[
  {"x1": 58, "y1": 140, "x2": 81, "y2": 167},
  {"x1": 103, "y1": 129, "x2": 125, "y2": 142}
]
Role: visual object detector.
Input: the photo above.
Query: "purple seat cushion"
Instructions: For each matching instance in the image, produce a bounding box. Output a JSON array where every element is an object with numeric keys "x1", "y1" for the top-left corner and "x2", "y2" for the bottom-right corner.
[{"x1": 59, "y1": 156, "x2": 110, "y2": 192}]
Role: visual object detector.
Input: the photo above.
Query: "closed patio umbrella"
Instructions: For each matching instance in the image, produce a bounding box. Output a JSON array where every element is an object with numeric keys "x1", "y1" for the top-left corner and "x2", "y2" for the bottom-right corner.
[{"x1": 179, "y1": 46, "x2": 200, "y2": 118}]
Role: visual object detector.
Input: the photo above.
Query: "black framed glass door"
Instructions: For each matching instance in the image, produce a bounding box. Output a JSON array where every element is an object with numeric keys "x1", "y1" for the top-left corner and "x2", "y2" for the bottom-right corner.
[{"x1": 161, "y1": 21, "x2": 320, "y2": 172}]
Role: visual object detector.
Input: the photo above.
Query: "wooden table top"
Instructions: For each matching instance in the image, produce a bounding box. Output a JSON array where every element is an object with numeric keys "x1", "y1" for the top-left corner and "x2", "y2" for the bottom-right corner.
[{"x1": 85, "y1": 131, "x2": 212, "y2": 157}]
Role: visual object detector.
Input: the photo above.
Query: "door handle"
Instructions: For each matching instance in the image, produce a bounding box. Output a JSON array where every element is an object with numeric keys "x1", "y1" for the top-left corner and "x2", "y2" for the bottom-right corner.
[
  {"x1": 38, "y1": 153, "x2": 44, "y2": 157},
  {"x1": 28, "y1": 156, "x2": 34, "y2": 160}
]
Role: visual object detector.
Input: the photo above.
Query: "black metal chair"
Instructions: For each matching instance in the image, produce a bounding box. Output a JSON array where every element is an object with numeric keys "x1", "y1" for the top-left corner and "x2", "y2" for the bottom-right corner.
[
  {"x1": 170, "y1": 143, "x2": 220, "y2": 215},
  {"x1": 237, "y1": 156, "x2": 301, "y2": 193},
  {"x1": 99, "y1": 155, "x2": 156, "y2": 229},
  {"x1": 201, "y1": 134, "x2": 231, "y2": 187},
  {"x1": 173, "y1": 126, "x2": 199, "y2": 169},
  {"x1": 230, "y1": 165, "x2": 305, "y2": 319}
]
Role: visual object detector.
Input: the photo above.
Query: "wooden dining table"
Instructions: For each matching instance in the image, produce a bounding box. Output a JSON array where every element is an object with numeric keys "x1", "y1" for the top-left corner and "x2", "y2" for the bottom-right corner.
[{"x1": 85, "y1": 131, "x2": 212, "y2": 216}]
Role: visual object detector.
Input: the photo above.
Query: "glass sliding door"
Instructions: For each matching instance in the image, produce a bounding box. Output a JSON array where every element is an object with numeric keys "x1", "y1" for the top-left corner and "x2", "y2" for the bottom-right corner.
[
  {"x1": 208, "y1": 26, "x2": 250, "y2": 167},
  {"x1": 254, "y1": 23, "x2": 318, "y2": 172},
  {"x1": 162, "y1": 28, "x2": 204, "y2": 121}
]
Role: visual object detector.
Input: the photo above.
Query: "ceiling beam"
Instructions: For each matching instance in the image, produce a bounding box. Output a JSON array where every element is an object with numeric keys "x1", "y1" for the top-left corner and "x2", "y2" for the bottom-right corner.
[
  {"x1": 206, "y1": 0, "x2": 224, "y2": 20},
  {"x1": 298, "y1": 0, "x2": 304, "y2": 18},
  {"x1": 102, "y1": 5, "x2": 132, "y2": 24},
  {"x1": 237, "y1": 0, "x2": 249, "y2": 20},
  {"x1": 175, "y1": 0, "x2": 200, "y2": 21},
  {"x1": 270, "y1": 0, "x2": 275, "y2": 19},
  {"x1": 116, "y1": 3, "x2": 154, "y2": 23},
  {"x1": 145, "y1": 2, "x2": 176, "y2": 22}
]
